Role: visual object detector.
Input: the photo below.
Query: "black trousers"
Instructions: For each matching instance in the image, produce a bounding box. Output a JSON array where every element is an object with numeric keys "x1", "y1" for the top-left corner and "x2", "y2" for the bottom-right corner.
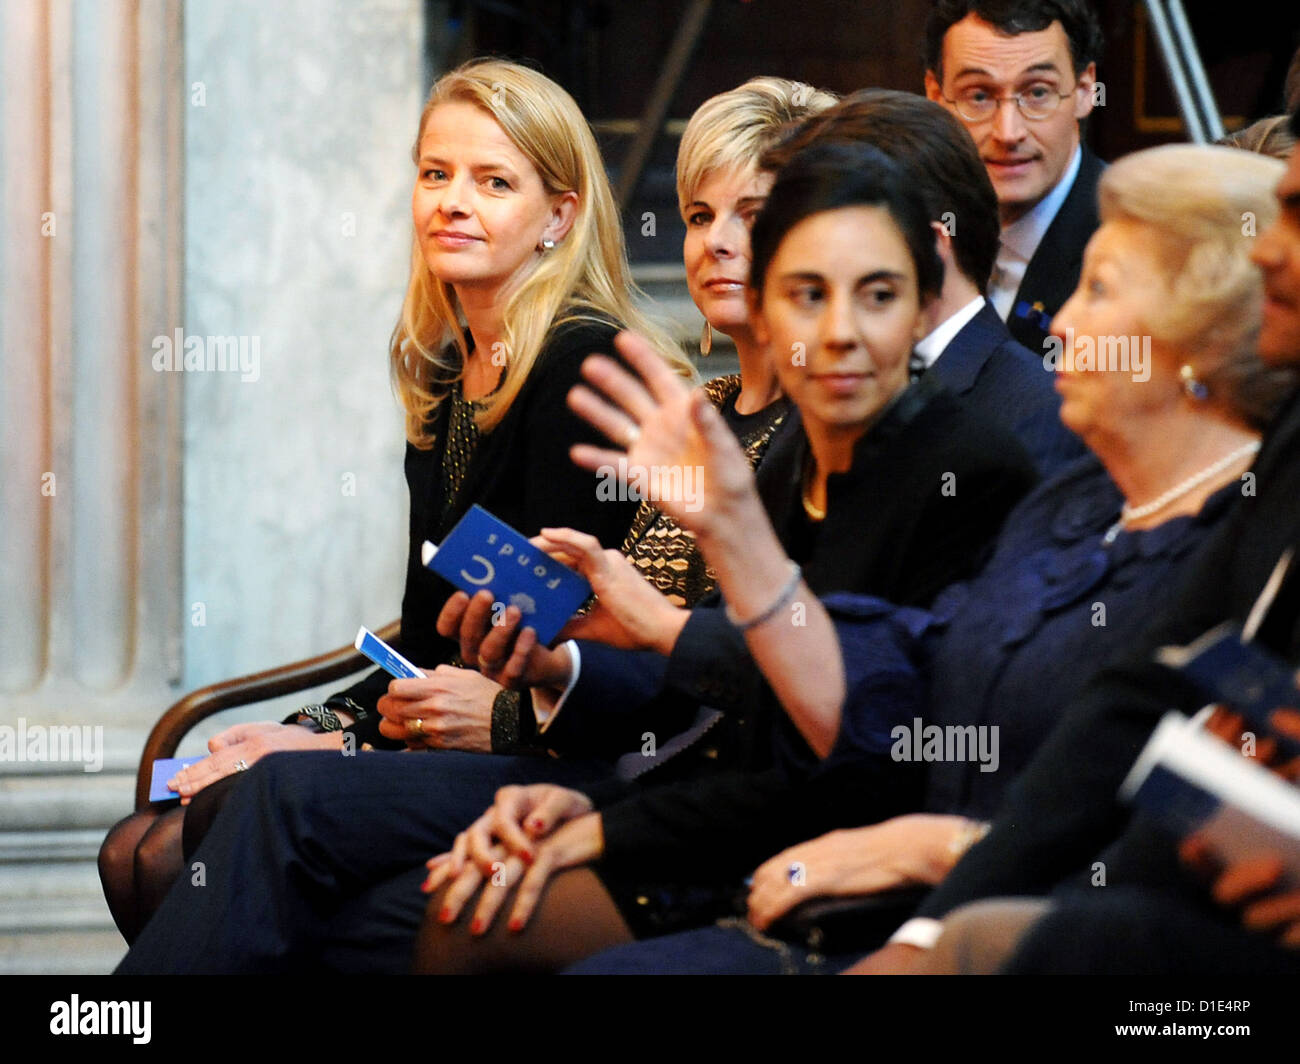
[
  {"x1": 116, "y1": 748, "x2": 612, "y2": 974},
  {"x1": 1005, "y1": 887, "x2": 1300, "y2": 975}
]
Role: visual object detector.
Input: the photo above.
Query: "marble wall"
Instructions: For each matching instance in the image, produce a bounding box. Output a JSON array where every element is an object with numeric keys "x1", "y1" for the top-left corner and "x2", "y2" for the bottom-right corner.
[{"x1": 182, "y1": 0, "x2": 423, "y2": 690}]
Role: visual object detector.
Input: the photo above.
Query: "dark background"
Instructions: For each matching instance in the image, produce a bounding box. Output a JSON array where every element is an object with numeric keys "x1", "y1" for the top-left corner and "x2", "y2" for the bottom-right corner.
[{"x1": 430, "y1": 0, "x2": 1300, "y2": 262}]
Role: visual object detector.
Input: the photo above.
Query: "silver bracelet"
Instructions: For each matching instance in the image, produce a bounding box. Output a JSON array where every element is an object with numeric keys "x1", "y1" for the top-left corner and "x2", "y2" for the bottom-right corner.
[{"x1": 724, "y1": 561, "x2": 803, "y2": 632}]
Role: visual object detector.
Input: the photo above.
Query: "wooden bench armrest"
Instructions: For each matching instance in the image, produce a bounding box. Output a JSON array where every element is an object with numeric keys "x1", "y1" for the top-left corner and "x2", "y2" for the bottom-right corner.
[{"x1": 133, "y1": 620, "x2": 401, "y2": 810}]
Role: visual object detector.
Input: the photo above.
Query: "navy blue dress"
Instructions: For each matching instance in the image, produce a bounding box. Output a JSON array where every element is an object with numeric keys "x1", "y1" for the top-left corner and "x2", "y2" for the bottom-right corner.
[{"x1": 567, "y1": 454, "x2": 1243, "y2": 973}]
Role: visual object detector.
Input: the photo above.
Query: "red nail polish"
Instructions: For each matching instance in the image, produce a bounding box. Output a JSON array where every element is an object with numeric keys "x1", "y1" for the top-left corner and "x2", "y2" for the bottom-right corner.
[
  {"x1": 508, "y1": 917, "x2": 524, "y2": 933},
  {"x1": 520, "y1": 849, "x2": 534, "y2": 864},
  {"x1": 438, "y1": 907, "x2": 453, "y2": 924},
  {"x1": 470, "y1": 917, "x2": 484, "y2": 935}
]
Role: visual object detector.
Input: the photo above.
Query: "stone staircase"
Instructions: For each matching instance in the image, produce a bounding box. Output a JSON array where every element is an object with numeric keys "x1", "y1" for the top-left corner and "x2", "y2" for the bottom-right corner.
[{"x1": 0, "y1": 760, "x2": 134, "y2": 974}]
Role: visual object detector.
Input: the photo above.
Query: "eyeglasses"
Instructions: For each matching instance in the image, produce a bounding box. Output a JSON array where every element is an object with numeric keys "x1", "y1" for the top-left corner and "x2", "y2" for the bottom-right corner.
[{"x1": 942, "y1": 84, "x2": 1075, "y2": 123}]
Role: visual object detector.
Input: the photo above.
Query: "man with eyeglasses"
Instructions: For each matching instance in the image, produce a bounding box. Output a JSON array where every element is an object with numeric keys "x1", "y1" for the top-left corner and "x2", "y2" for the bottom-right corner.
[{"x1": 924, "y1": 0, "x2": 1105, "y2": 352}]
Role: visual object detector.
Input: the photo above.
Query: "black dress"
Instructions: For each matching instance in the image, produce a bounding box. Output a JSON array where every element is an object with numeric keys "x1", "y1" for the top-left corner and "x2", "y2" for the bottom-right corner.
[{"x1": 333, "y1": 318, "x2": 643, "y2": 748}]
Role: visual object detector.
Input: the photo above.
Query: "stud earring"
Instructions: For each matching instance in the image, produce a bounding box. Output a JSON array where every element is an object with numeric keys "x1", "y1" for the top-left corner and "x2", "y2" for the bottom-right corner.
[
  {"x1": 1180, "y1": 364, "x2": 1209, "y2": 401},
  {"x1": 700, "y1": 321, "x2": 712, "y2": 356},
  {"x1": 540, "y1": 237, "x2": 556, "y2": 251}
]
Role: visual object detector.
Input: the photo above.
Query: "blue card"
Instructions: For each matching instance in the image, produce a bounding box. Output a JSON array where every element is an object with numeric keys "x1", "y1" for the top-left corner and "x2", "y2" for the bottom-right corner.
[
  {"x1": 354, "y1": 626, "x2": 425, "y2": 679},
  {"x1": 422, "y1": 505, "x2": 591, "y2": 645},
  {"x1": 149, "y1": 756, "x2": 205, "y2": 802}
]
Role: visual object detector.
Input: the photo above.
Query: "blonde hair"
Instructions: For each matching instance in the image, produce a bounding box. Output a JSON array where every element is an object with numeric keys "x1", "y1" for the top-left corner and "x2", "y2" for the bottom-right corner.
[
  {"x1": 392, "y1": 58, "x2": 692, "y2": 447},
  {"x1": 675, "y1": 77, "x2": 838, "y2": 213},
  {"x1": 1099, "y1": 143, "x2": 1292, "y2": 427}
]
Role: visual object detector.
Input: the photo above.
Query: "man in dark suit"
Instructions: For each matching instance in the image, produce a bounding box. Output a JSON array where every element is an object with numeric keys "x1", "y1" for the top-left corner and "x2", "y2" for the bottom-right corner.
[
  {"x1": 859, "y1": 107, "x2": 1300, "y2": 975},
  {"x1": 924, "y1": 0, "x2": 1106, "y2": 354},
  {"x1": 762, "y1": 88, "x2": 1086, "y2": 476}
]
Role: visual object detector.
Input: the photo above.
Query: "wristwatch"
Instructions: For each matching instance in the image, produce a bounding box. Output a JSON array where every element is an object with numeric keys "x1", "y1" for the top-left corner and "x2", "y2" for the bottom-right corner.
[{"x1": 288, "y1": 704, "x2": 344, "y2": 733}]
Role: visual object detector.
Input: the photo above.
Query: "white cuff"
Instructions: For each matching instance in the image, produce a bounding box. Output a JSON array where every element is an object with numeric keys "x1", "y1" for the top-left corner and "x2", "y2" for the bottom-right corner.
[
  {"x1": 532, "y1": 640, "x2": 580, "y2": 734},
  {"x1": 888, "y1": 917, "x2": 943, "y2": 951}
]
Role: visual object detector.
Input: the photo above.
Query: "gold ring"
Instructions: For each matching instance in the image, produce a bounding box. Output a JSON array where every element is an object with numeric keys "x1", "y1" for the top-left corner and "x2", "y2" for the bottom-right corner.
[{"x1": 408, "y1": 718, "x2": 425, "y2": 737}]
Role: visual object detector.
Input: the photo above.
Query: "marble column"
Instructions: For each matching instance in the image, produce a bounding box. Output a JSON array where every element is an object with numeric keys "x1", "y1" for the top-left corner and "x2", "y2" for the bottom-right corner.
[
  {"x1": 1, "y1": 0, "x2": 185, "y2": 736},
  {"x1": 1, "y1": 0, "x2": 421, "y2": 736},
  {"x1": 0, "y1": 0, "x2": 425, "y2": 974}
]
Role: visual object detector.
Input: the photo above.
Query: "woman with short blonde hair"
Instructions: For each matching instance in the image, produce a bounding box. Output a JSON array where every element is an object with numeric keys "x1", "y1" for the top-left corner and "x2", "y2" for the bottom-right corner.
[
  {"x1": 675, "y1": 77, "x2": 838, "y2": 211},
  {"x1": 607, "y1": 76, "x2": 836, "y2": 608}
]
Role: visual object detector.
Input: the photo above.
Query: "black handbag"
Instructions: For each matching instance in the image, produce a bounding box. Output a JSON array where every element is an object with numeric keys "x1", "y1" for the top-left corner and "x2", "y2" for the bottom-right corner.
[{"x1": 766, "y1": 886, "x2": 930, "y2": 954}]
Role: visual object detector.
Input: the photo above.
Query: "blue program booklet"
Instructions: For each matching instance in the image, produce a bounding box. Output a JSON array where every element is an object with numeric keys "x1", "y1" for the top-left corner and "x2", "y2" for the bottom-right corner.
[
  {"x1": 1156, "y1": 621, "x2": 1300, "y2": 758},
  {"x1": 148, "y1": 756, "x2": 205, "y2": 802},
  {"x1": 421, "y1": 505, "x2": 591, "y2": 645},
  {"x1": 1120, "y1": 712, "x2": 1300, "y2": 886}
]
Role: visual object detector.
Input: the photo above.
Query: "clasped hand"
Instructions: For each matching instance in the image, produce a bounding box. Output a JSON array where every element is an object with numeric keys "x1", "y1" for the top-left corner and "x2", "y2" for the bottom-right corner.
[{"x1": 422, "y1": 784, "x2": 603, "y2": 934}]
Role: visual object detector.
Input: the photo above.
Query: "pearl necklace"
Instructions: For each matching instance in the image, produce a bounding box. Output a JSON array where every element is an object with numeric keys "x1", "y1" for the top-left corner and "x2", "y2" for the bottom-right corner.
[{"x1": 1102, "y1": 440, "x2": 1260, "y2": 545}]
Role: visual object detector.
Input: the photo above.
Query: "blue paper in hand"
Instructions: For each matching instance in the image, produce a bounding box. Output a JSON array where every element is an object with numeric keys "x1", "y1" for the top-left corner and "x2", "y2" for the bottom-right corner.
[
  {"x1": 354, "y1": 626, "x2": 425, "y2": 679},
  {"x1": 149, "y1": 756, "x2": 205, "y2": 802},
  {"x1": 422, "y1": 505, "x2": 591, "y2": 645}
]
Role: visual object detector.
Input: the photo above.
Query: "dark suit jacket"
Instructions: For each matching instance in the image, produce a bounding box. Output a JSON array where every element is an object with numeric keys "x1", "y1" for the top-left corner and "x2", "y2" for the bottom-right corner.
[
  {"x1": 930, "y1": 301, "x2": 1086, "y2": 478},
  {"x1": 919, "y1": 386, "x2": 1300, "y2": 925},
  {"x1": 1006, "y1": 146, "x2": 1106, "y2": 354},
  {"x1": 336, "y1": 319, "x2": 640, "y2": 743}
]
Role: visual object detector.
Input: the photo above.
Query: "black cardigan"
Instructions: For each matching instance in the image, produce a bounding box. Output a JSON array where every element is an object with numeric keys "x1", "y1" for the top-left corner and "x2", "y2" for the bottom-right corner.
[{"x1": 336, "y1": 319, "x2": 641, "y2": 744}]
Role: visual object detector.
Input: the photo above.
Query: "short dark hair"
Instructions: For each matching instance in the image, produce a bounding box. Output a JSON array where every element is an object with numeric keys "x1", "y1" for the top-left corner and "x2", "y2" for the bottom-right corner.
[
  {"x1": 761, "y1": 89, "x2": 1000, "y2": 291},
  {"x1": 924, "y1": 0, "x2": 1104, "y2": 82},
  {"x1": 749, "y1": 141, "x2": 944, "y2": 305},
  {"x1": 1290, "y1": 104, "x2": 1300, "y2": 140}
]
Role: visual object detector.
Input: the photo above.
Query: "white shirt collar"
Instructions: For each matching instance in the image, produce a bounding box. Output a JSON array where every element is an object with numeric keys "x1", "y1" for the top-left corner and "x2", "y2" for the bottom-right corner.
[
  {"x1": 913, "y1": 295, "x2": 987, "y2": 368},
  {"x1": 1000, "y1": 144, "x2": 1083, "y2": 263}
]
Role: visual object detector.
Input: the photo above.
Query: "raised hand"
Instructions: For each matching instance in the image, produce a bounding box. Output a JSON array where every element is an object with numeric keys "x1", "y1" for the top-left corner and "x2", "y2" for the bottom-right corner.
[
  {"x1": 539, "y1": 527, "x2": 689, "y2": 654},
  {"x1": 568, "y1": 330, "x2": 757, "y2": 541}
]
